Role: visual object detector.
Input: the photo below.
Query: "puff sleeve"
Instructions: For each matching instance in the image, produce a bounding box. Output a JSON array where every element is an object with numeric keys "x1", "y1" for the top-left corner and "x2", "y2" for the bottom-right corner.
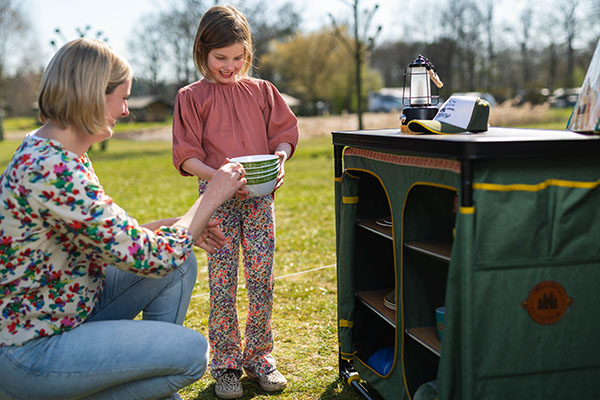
[
  {"x1": 262, "y1": 81, "x2": 299, "y2": 159},
  {"x1": 172, "y1": 88, "x2": 206, "y2": 176}
]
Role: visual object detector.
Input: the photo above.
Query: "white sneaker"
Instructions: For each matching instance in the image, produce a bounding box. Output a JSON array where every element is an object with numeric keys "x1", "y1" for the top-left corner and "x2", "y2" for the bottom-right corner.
[
  {"x1": 248, "y1": 369, "x2": 287, "y2": 392},
  {"x1": 215, "y1": 369, "x2": 243, "y2": 399}
]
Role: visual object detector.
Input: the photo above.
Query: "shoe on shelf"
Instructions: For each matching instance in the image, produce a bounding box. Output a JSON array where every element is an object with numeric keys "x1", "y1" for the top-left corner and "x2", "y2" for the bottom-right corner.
[
  {"x1": 248, "y1": 369, "x2": 287, "y2": 392},
  {"x1": 158, "y1": 393, "x2": 182, "y2": 400},
  {"x1": 215, "y1": 369, "x2": 243, "y2": 399}
]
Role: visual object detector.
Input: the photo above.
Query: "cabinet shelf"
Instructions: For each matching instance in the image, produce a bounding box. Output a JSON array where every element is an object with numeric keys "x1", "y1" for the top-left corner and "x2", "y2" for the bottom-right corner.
[
  {"x1": 404, "y1": 240, "x2": 452, "y2": 262},
  {"x1": 357, "y1": 289, "x2": 396, "y2": 328},
  {"x1": 357, "y1": 218, "x2": 393, "y2": 240},
  {"x1": 406, "y1": 327, "x2": 441, "y2": 357}
]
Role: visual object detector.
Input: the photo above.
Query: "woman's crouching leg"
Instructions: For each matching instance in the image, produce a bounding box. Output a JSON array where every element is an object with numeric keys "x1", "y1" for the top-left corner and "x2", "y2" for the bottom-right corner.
[{"x1": 0, "y1": 320, "x2": 209, "y2": 400}]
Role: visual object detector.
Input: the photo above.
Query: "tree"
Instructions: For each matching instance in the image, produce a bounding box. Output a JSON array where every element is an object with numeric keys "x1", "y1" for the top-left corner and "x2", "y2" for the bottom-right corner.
[
  {"x1": 238, "y1": 0, "x2": 301, "y2": 79},
  {"x1": 0, "y1": 0, "x2": 28, "y2": 141},
  {"x1": 557, "y1": 0, "x2": 582, "y2": 87},
  {"x1": 517, "y1": 1, "x2": 534, "y2": 90},
  {"x1": 262, "y1": 28, "x2": 381, "y2": 115},
  {"x1": 330, "y1": 0, "x2": 381, "y2": 129},
  {"x1": 126, "y1": 0, "x2": 301, "y2": 91},
  {"x1": 439, "y1": 0, "x2": 483, "y2": 91},
  {"x1": 538, "y1": 7, "x2": 563, "y2": 91},
  {"x1": 127, "y1": 14, "x2": 166, "y2": 94},
  {"x1": 157, "y1": 0, "x2": 208, "y2": 88},
  {"x1": 480, "y1": 0, "x2": 499, "y2": 91},
  {"x1": 262, "y1": 30, "x2": 340, "y2": 114},
  {"x1": 127, "y1": 0, "x2": 209, "y2": 91}
]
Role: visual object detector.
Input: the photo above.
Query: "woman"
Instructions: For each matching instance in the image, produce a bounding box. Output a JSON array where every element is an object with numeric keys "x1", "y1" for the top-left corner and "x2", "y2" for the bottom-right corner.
[{"x1": 0, "y1": 38, "x2": 245, "y2": 399}]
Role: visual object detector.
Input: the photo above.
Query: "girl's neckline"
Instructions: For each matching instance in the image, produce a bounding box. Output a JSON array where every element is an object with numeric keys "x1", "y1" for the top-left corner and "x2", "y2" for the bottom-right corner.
[{"x1": 201, "y1": 76, "x2": 251, "y2": 86}]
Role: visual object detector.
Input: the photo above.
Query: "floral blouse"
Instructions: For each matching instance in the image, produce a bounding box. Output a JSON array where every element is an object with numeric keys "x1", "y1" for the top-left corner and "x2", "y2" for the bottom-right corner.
[{"x1": 0, "y1": 134, "x2": 193, "y2": 346}]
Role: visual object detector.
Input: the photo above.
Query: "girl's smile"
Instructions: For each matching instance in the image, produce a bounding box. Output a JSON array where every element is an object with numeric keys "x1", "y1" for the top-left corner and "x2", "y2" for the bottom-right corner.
[{"x1": 206, "y1": 43, "x2": 245, "y2": 84}]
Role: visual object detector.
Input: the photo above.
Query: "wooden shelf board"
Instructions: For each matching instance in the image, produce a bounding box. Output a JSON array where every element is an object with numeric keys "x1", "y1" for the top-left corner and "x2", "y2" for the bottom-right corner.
[
  {"x1": 404, "y1": 240, "x2": 452, "y2": 262},
  {"x1": 406, "y1": 326, "x2": 441, "y2": 357},
  {"x1": 357, "y1": 289, "x2": 396, "y2": 328},
  {"x1": 357, "y1": 218, "x2": 393, "y2": 240}
]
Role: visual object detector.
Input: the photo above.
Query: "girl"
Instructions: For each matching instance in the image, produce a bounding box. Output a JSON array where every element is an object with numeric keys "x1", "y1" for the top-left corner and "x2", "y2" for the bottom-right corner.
[
  {"x1": 0, "y1": 38, "x2": 245, "y2": 399},
  {"x1": 172, "y1": 5, "x2": 299, "y2": 399}
]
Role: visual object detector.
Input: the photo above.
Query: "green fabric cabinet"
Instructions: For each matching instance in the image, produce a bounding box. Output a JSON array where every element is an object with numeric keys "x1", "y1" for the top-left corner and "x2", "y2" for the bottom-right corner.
[{"x1": 332, "y1": 127, "x2": 600, "y2": 400}]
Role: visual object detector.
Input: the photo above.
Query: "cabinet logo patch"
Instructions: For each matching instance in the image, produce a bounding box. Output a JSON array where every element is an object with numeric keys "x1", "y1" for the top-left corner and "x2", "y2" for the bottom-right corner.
[{"x1": 521, "y1": 281, "x2": 573, "y2": 325}]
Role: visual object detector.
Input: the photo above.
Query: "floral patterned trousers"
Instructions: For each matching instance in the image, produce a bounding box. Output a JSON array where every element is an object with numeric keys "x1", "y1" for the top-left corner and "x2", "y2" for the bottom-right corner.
[{"x1": 199, "y1": 181, "x2": 277, "y2": 379}]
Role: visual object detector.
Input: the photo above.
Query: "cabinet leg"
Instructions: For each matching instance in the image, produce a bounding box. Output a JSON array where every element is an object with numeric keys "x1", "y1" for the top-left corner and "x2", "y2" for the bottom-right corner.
[{"x1": 339, "y1": 352, "x2": 377, "y2": 400}]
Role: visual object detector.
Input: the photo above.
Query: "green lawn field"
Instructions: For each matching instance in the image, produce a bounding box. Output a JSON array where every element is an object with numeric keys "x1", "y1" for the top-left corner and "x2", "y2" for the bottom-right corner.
[
  {"x1": 0, "y1": 134, "x2": 364, "y2": 400},
  {"x1": 0, "y1": 112, "x2": 577, "y2": 399}
]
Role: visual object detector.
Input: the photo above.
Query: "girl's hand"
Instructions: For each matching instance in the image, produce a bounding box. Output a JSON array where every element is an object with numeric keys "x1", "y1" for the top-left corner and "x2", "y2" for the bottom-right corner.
[
  {"x1": 273, "y1": 150, "x2": 287, "y2": 192},
  {"x1": 194, "y1": 220, "x2": 226, "y2": 253},
  {"x1": 235, "y1": 183, "x2": 250, "y2": 200}
]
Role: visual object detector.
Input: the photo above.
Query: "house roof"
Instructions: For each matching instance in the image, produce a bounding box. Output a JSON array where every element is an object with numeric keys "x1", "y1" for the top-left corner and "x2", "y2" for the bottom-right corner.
[
  {"x1": 127, "y1": 93, "x2": 299, "y2": 109},
  {"x1": 127, "y1": 95, "x2": 173, "y2": 110},
  {"x1": 280, "y1": 93, "x2": 301, "y2": 107}
]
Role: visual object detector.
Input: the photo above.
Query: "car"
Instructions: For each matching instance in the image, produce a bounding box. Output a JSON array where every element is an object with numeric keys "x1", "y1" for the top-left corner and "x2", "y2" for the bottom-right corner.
[
  {"x1": 547, "y1": 87, "x2": 581, "y2": 108},
  {"x1": 368, "y1": 93, "x2": 405, "y2": 113}
]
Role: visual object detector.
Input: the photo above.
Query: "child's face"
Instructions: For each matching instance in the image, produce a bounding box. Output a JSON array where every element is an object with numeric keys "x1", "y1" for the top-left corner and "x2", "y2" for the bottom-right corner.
[{"x1": 206, "y1": 43, "x2": 246, "y2": 84}]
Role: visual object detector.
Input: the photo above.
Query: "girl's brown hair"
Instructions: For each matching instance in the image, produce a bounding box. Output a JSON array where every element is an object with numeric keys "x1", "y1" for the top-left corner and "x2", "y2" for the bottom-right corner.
[
  {"x1": 193, "y1": 5, "x2": 253, "y2": 79},
  {"x1": 38, "y1": 38, "x2": 132, "y2": 135}
]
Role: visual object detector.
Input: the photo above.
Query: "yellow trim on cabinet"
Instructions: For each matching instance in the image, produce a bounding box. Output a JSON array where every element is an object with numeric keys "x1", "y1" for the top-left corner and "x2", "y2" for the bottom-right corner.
[
  {"x1": 473, "y1": 178, "x2": 600, "y2": 192},
  {"x1": 339, "y1": 319, "x2": 354, "y2": 328},
  {"x1": 342, "y1": 196, "x2": 359, "y2": 204}
]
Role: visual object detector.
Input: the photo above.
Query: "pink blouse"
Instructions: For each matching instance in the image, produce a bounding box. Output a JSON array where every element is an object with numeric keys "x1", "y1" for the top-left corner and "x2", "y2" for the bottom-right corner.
[{"x1": 172, "y1": 77, "x2": 299, "y2": 174}]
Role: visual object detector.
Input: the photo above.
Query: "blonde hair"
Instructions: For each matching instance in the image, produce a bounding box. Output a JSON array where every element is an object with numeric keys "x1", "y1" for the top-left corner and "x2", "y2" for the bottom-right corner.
[
  {"x1": 193, "y1": 5, "x2": 253, "y2": 79},
  {"x1": 38, "y1": 38, "x2": 133, "y2": 135}
]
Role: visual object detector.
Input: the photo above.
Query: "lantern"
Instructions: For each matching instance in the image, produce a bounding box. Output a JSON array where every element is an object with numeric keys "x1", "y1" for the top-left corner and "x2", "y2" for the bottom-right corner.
[{"x1": 401, "y1": 55, "x2": 441, "y2": 125}]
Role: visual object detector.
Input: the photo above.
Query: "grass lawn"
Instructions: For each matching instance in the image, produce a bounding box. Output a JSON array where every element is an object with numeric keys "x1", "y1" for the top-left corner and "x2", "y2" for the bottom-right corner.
[
  {"x1": 0, "y1": 115, "x2": 578, "y2": 399},
  {"x1": 0, "y1": 134, "x2": 361, "y2": 400},
  {"x1": 0, "y1": 116, "x2": 172, "y2": 134}
]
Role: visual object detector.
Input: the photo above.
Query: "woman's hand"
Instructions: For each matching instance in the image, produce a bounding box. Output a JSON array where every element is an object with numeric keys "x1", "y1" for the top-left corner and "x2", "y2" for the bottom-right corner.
[
  {"x1": 205, "y1": 160, "x2": 246, "y2": 203},
  {"x1": 176, "y1": 160, "x2": 245, "y2": 241},
  {"x1": 194, "y1": 220, "x2": 225, "y2": 254},
  {"x1": 233, "y1": 166, "x2": 250, "y2": 200}
]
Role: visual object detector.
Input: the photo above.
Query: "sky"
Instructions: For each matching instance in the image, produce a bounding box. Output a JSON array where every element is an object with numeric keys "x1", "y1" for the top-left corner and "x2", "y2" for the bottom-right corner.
[
  {"x1": 23, "y1": 0, "x2": 584, "y2": 72},
  {"x1": 25, "y1": 0, "x2": 409, "y2": 67}
]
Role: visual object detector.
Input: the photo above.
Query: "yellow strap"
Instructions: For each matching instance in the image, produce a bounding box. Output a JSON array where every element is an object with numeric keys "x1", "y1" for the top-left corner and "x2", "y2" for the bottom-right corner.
[
  {"x1": 339, "y1": 319, "x2": 354, "y2": 328},
  {"x1": 347, "y1": 374, "x2": 361, "y2": 384},
  {"x1": 342, "y1": 196, "x2": 359, "y2": 204},
  {"x1": 460, "y1": 206, "x2": 475, "y2": 214},
  {"x1": 334, "y1": 177, "x2": 343, "y2": 183}
]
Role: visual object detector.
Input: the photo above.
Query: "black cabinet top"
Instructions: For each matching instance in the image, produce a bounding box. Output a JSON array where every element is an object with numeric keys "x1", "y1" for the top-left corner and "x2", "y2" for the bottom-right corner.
[{"x1": 331, "y1": 127, "x2": 600, "y2": 160}]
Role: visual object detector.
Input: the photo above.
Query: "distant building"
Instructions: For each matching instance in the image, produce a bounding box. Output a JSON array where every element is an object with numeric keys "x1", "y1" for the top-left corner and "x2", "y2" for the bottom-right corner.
[
  {"x1": 125, "y1": 95, "x2": 173, "y2": 122},
  {"x1": 280, "y1": 92, "x2": 301, "y2": 112}
]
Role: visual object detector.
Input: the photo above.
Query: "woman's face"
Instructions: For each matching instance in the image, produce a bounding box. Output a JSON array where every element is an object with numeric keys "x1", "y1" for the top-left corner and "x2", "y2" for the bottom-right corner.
[
  {"x1": 206, "y1": 43, "x2": 245, "y2": 84},
  {"x1": 104, "y1": 78, "x2": 132, "y2": 137}
]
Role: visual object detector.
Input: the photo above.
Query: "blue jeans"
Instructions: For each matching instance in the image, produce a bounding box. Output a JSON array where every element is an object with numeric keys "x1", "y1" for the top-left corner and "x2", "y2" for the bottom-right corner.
[{"x1": 0, "y1": 253, "x2": 207, "y2": 400}]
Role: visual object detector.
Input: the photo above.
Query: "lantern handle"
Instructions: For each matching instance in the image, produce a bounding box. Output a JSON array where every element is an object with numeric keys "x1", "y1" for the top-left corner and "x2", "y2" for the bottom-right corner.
[
  {"x1": 429, "y1": 69, "x2": 444, "y2": 89},
  {"x1": 414, "y1": 54, "x2": 444, "y2": 89}
]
